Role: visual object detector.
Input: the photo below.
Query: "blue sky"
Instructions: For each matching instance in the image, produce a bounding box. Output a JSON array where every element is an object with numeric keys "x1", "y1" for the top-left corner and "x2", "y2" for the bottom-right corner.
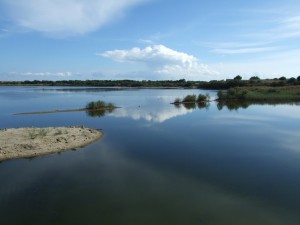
[{"x1": 1, "y1": 0, "x2": 300, "y2": 81}]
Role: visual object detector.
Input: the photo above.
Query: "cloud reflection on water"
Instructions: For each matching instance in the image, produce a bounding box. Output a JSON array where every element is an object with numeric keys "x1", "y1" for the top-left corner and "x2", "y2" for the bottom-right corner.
[{"x1": 109, "y1": 105, "x2": 195, "y2": 123}]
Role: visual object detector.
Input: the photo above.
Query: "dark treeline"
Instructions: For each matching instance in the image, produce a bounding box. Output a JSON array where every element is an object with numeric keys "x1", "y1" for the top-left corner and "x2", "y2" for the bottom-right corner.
[{"x1": 1, "y1": 75, "x2": 300, "y2": 89}]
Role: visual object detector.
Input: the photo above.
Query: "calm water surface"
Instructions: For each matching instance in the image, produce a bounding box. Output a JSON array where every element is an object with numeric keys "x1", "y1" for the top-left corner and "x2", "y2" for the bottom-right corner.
[{"x1": 0, "y1": 86, "x2": 300, "y2": 225}]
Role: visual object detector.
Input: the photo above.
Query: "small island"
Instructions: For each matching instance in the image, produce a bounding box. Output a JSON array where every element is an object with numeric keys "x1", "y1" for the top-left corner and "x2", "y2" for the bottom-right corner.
[
  {"x1": 0, "y1": 126, "x2": 103, "y2": 161},
  {"x1": 15, "y1": 100, "x2": 117, "y2": 115},
  {"x1": 172, "y1": 94, "x2": 210, "y2": 104}
]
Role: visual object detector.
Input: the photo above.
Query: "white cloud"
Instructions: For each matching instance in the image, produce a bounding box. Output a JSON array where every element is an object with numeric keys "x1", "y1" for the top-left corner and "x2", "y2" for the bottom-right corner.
[
  {"x1": 2, "y1": 0, "x2": 147, "y2": 36},
  {"x1": 101, "y1": 45, "x2": 219, "y2": 80}
]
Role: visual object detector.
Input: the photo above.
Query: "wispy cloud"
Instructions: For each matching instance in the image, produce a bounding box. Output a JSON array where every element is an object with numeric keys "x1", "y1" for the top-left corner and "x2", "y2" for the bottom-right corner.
[
  {"x1": 1, "y1": 0, "x2": 148, "y2": 37},
  {"x1": 210, "y1": 49, "x2": 300, "y2": 78},
  {"x1": 212, "y1": 47, "x2": 279, "y2": 54},
  {"x1": 241, "y1": 14, "x2": 300, "y2": 41},
  {"x1": 101, "y1": 44, "x2": 219, "y2": 80},
  {"x1": 1, "y1": 71, "x2": 73, "y2": 80},
  {"x1": 137, "y1": 39, "x2": 154, "y2": 45}
]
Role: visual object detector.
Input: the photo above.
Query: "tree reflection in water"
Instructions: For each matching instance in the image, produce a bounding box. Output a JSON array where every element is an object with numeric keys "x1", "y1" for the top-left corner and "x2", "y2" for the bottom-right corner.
[{"x1": 217, "y1": 100, "x2": 300, "y2": 111}]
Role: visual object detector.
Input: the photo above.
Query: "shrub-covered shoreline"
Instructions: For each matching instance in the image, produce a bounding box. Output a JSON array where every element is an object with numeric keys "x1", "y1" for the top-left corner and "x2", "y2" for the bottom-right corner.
[{"x1": 217, "y1": 86, "x2": 300, "y2": 101}]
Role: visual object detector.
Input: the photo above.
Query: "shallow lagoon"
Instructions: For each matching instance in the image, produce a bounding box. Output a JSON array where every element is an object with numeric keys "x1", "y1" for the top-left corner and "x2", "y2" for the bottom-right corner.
[{"x1": 1, "y1": 86, "x2": 300, "y2": 225}]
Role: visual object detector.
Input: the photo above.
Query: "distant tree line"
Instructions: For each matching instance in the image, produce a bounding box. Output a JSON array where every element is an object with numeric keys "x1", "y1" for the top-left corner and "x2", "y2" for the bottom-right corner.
[{"x1": 1, "y1": 76, "x2": 300, "y2": 89}]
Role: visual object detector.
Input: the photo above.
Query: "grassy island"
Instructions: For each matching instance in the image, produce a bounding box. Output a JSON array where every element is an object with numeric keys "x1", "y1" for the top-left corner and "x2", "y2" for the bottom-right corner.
[{"x1": 15, "y1": 100, "x2": 117, "y2": 115}]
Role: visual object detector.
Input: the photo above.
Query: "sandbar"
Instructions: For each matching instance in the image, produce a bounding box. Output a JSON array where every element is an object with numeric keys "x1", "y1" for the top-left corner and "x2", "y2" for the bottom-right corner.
[{"x1": 0, "y1": 126, "x2": 103, "y2": 161}]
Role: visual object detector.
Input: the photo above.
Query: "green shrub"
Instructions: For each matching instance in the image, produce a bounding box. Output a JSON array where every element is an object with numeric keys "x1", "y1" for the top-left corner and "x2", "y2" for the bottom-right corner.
[
  {"x1": 86, "y1": 100, "x2": 115, "y2": 110},
  {"x1": 197, "y1": 94, "x2": 207, "y2": 102},
  {"x1": 183, "y1": 94, "x2": 196, "y2": 102},
  {"x1": 174, "y1": 98, "x2": 181, "y2": 104}
]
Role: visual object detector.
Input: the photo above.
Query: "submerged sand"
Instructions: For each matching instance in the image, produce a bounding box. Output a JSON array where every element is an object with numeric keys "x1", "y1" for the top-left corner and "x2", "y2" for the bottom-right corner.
[{"x1": 0, "y1": 126, "x2": 103, "y2": 161}]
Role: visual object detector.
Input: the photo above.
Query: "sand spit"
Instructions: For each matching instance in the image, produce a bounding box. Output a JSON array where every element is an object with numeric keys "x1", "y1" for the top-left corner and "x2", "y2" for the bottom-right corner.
[{"x1": 0, "y1": 126, "x2": 103, "y2": 161}]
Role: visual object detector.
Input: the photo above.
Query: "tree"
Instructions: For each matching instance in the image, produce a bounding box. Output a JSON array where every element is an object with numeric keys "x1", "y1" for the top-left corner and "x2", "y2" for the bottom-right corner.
[
  {"x1": 249, "y1": 76, "x2": 260, "y2": 81},
  {"x1": 234, "y1": 75, "x2": 242, "y2": 81},
  {"x1": 288, "y1": 77, "x2": 296, "y2": 84},
  {"x1": 297, "y1": 76, "x2": 300, "y2": 81},
  {"x1": 279, "y1": 76, "x2": 286, "y2": 81}
]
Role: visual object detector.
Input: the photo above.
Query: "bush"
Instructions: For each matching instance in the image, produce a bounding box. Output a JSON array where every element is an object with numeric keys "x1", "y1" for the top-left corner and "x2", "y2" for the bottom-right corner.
[
  {"x1": 249, "y1": 76, "x2": 260, "y2": 81},
  {"x1": 174, "y1": 98, "x2": 181, "y2": 104},
  {"x1": 217, "y1": 90, "x2": 225, "y2": 100},
  {"x1": 183, "y1": 94, "x2": 196, "y2": 102},
  {"x1": 279, "y1": 76, "x2": 286, "y2": 81},
  {"x1": 234, "y1": 75, "x2": 242, "y2": 81},
  {"x1": 86, "y1": 100, "x2": 115, "y2": 110},
  {"x1": 197, "y1": 94, "x2": 208, "y2": 102}
]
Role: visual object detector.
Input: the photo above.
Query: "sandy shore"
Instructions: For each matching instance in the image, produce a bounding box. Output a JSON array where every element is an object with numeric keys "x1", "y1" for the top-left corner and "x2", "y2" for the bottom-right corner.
[{"x1": 0, "y1": 126, "x2": 103, "y2": 161}]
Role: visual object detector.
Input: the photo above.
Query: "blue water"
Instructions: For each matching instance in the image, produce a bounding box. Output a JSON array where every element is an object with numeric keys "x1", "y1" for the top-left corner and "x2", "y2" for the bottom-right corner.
[{"x1": 0, "y1": 86, "x2": 300, "y2": 225}]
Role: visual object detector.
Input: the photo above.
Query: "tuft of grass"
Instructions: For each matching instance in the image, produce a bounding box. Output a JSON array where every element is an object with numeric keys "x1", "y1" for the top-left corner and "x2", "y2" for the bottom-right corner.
[
  {"x1": 28, "y1": 128, "x2": 48, "y2": 139},
  {"x1": 54, "y1": 130, "x2": 63, "y2": 136}
]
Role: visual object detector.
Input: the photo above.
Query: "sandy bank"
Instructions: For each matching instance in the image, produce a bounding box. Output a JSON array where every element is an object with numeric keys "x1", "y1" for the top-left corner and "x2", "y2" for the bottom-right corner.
[{"x1": 0, "y1": 126, "x2": 103, "y2": 161}]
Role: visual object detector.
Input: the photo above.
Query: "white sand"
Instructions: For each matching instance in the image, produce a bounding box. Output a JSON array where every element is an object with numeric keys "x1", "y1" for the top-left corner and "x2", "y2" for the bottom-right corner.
[{"x1": 0, "y1": 126, "x2": 103, "y2": 161}]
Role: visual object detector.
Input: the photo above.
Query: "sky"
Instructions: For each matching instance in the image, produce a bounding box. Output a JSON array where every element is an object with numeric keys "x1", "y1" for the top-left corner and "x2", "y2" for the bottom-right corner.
[{"x1": 0, "y1": 0, "x2": 300, "y2": 81}]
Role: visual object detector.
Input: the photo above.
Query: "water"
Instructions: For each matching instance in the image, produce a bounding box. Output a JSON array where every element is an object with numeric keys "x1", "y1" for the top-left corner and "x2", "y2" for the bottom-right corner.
[{"x1": 0, "y1": 86, "x2": 300, "y2": 225}]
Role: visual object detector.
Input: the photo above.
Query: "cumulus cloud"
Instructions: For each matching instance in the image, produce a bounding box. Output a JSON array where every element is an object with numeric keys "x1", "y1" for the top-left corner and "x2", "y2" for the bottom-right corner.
[
  {"x1": 2, "y1": 0, "x2": 147, "y2": 36},
  {"x1": 101, "y1": 45, "x2": 219, "y2": 79}
]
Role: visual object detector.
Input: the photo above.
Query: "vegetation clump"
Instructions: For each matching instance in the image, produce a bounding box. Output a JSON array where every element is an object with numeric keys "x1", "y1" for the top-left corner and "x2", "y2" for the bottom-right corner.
[
  {"x1": 183, "y1": 94, "x2": 197, "y2": 103},
  {"x1": 85, "y1": 100, "x2": 116, "y2": 117},
  {"x1": 173, "y1": 94, "x2": 209, "y2": 104},
  {"x1": 28, "y1": 128, "x2": 48, "y2": 139},
  {"x1": 197, "y1": 94, "x2": 209, "y2": 102},
  {"x1": 86, "y1": 100, "x2": 116, "y2": 110}
]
